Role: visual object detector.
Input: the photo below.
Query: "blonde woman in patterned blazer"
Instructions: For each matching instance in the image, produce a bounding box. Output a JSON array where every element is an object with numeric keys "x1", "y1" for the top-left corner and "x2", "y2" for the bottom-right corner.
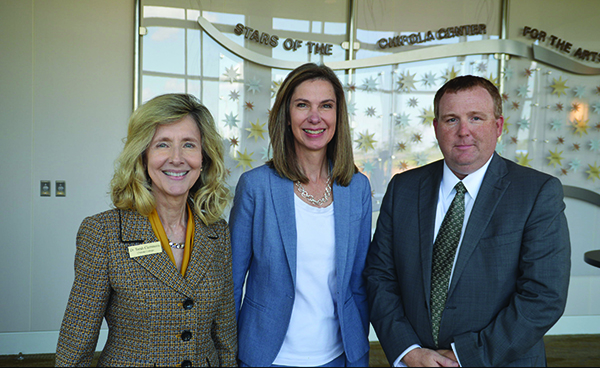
[{"x1": 56, "y1": 94, "x2": 237, "y2": 367}]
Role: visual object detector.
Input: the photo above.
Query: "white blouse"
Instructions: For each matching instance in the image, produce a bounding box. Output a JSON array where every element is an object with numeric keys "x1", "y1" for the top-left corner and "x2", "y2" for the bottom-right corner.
[{"x1": 273, "y1": 194, "x2": 343, "y2": 366}]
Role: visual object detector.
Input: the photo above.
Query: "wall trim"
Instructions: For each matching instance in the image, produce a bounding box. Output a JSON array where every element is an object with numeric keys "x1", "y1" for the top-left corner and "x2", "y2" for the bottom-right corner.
[{"x1": 0, "y1": 330, "x2": 108, "y2": 355}]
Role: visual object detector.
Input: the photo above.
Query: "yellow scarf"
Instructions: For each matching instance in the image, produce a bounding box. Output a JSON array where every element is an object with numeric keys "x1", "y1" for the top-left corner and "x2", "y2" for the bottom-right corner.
[{"x1": 148, "y1": 205, "x2": 195, "y2": 276}]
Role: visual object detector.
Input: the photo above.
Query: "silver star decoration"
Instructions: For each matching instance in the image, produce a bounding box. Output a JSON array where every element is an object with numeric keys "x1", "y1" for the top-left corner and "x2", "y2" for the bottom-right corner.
[
  {"x1": 569, "y1": 158, "x2": 581, "y2": 172},
  {"x1": 517, "y1": 119, "x2": 530, "y2": 130},
  {"x1": 223, "y1": 112, "x2": 239, "y2": 128},
  {"x1": 590, "y1": 139, "x2": 600, "y2": 152},
  {"x1": 496, "y1": 141, "x2": 506, "y2": 155},
  {"x1": 365, "y1": 106, "x2": 377, "y2": 117},
  {"x1": 421, "y1": 72, "x2": 437, "y2": 87},
  {"x1": 503, "y1": 65, "x2": 514, "y2": 80},
  {"x1": 407, "y1": 97, "x2": 419, "y2": 107},
  {"x1": 362, "y1": 76, "x2": 379, "y2": 92},
  {"x1": 395, "y1": 112, "x2": 410, "y2": 128},
  {"x1": 397, "y1": 71, "x2": 417, "y2": 92},
  {"x1": 550, "y1": 119, "x2": 563, "y2": 131},
  {"x1": 516, "y1": 84, "x2": 530, "y2": 98},
  {"x1": 229, "y1": 90, "x2": 240, "y2": 101},
  {"x1": 347, "y1": 102, "x2": 357, "y2": 116},
  {"x1": 223, "y1": 66, "x2": 240, "y2": 83},
  {"x1": 413, "y1": 152, "x2": 429, "y2": 166},
  {"x1": 361, "y1": 160, "x2": 376, "y2": 175},
  {"x1": 573, "y1": 86, "x2": 586, "y2": 98},
  {"x1": 476, "y1": 62, "x2": 487, "y2": 73},
  {"x1": 592, "y1": 102, "x2": 600, "y2": 114},
  {"x1": 261, "y1": 146, "x2": 272, "y2": 161},
  {"x1": 246, "y1": 77, "x2": 261, "y2": 94}
]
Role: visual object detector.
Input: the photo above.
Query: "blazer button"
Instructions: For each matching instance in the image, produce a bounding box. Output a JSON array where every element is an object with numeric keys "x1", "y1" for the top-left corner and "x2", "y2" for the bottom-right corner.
[
  {"x1": 181, "y1": 330, "x2": 192, "y2": 341},
  {"x1": 181, "y1": 359, "x2": 192, "y2": 367},
  {"x1": 182, "y1": 298, "x2": 194, "y2": 310}
]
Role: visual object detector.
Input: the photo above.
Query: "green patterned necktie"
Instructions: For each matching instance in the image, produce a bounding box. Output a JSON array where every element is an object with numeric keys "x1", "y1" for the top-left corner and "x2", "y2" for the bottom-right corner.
[{"x1": 430, "y1": 181, "x2": 467, "y2": 348}]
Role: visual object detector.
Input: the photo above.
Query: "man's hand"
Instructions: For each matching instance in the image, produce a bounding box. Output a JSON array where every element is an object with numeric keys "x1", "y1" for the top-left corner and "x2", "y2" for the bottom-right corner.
[
  {"x1": 402, "y1": 348, "x2": 459, "y2": 367},
  {"x1": 437, "y1": 349, "x2": 457, "y2": 363}
]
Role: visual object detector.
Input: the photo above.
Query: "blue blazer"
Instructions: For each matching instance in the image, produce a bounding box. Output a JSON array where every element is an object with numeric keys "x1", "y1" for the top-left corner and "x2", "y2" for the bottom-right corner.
[{"x1": 229, "y1": 165, "x2": 372, "y2": 366}]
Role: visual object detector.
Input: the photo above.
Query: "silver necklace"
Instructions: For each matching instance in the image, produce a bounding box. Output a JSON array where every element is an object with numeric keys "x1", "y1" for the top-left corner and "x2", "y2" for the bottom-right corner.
[
  {"x1": 168, "y1": 240, "x2": 185, "y2": 249},
  {"x1": 295, "y1": 176, "x2": 332, "y2": 207}
]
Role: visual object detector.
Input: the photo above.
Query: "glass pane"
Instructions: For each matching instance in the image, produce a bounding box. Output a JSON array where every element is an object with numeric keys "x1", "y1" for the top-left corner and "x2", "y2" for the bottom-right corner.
[{"x1": 142, "y1": 27, "x2": 185, "y2": 74}]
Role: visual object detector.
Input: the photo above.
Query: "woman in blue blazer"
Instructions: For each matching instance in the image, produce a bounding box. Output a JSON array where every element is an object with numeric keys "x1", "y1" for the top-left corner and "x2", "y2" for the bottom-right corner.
[{"x1": 229, "y1": 63, "x2": 372, "y2": 367}]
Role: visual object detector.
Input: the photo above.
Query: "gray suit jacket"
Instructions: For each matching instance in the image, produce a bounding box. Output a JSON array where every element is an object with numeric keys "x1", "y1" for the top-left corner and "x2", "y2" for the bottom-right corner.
[{"x1": 365, "y1": 154, "x2": 571, "y2": 367}]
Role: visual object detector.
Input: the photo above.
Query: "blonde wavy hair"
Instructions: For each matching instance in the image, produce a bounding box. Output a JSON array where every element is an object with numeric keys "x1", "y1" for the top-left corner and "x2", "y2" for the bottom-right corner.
[{"x1": 110, "y1": 94, "x2": 229, "y2": 225}]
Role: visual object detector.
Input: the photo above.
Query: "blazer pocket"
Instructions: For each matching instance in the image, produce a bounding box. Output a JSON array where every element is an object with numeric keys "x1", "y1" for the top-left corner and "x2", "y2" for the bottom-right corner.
[
  {"x1": 479, "y1": 230, "x2": 522, "y2": 248},
  {"x1": 242, "y1": 295, "x2": 266, "y2": 312}
]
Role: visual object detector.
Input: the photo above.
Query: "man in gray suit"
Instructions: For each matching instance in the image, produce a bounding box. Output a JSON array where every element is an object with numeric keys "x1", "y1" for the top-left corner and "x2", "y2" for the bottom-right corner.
[{"x1": 365, "y1": 75, "x2": 570, "y2": 367}]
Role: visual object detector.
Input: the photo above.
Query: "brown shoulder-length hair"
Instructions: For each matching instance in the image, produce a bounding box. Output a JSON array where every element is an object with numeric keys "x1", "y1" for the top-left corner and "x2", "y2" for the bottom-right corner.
[
  {"x1": 110, "y1": 94, "x2": 229, "y2": 225},
  {"x1": 267, "y1": 63, "x2": 358, "y2": 187},
  {"x1": 434, "y1": 75, "x2": 503, "y2": 120}
]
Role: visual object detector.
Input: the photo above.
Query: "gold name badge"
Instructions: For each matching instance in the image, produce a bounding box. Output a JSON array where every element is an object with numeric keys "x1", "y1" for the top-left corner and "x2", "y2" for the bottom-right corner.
[{"x1": 128, "y1": 241, "x2": 162, "y2": 258}]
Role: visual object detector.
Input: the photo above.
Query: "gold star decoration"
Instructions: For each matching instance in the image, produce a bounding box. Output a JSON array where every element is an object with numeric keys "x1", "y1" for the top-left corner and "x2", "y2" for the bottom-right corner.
[
  {"x1": 355, "y1": 130, "x2": 377, "y2": 151},
  {"x1": 234, "y1": 148, "x2": 255, "y2": 171},
  {"x1": 550, "y1": 76, "x2": 569, "y2": 97},
  {"x1": 271, "y1": 80, "x2": 282, "y2": 98},
  {"x1": 346, "y1": 83, "x2": 357, "y2": 92},
  {"x1": 524, "y1": 68, "x2": 534, "y2": 77},
  {"x1": 487, "y1": 74, "x2": 499, "y2": 87},
  {"x1": 511, "y1": 101, "x2": 520, "y2": 110},
  {"x1": 572, "y1": 143, "x2": 581, "y2": 151},
  {"x1": 419, "y1": 107, "x2": 435, "y2": 125},
  {"x1": 397, "y1": 142, "x2": 407, "y2": 151},
  {"x1": 516, "y1": 152, "x2": 533, "y2": 167},
  {"x1": 412, "y1": 133, "x2": 423, "y2": 143},
  {"x1": 546, "y1": 148, "x2": 564, "y2": 167},
  {"x1": 502, "y1": 93, "x2": 510, "y2": 102},
  {"x1": 572, "y1": 118, "x2": 589, "y2": 137},
  {"x1": 556, "y1": 137, "x2": 565, "y2": 145},
  {"x1": 229, "y1": 137, "x2": 239, "y2": 147},
  {"x1": 399, "y1": 161, "x2": 409, "y2": 171},
  {"x1": 586, "y1": 162, "x2": 600, "y2": 181},
  {"x1": 246, "y1": 119, "x2": 268, "y2": 142},
  {"x1": 245, "y1": 101, "x2": 254, "y2": 110},
  {"x1": 442, "y1": 66, "x2": 459, "y2": 82},
  {"x1": 561, "y1": 168, "x2": 568, "y2": 176},
  {"x1": 571, "y1": 103, "x2": 580, "y2": 112},
  {"x1": 555, "y1": 103, "x2": 564, "y2": 111},
  {"x1": 503, "y1": 116, "x2": 511, "y2": 135},
  {"x1": 510, "y1": 136, "x2": 518, "y2": 144},
  {"x1": 397, "y1": 71, "x2": 417, "y2": 92}
]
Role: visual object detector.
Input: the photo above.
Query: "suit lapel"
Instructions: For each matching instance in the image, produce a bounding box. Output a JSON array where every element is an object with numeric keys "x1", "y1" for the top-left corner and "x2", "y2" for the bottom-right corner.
[
  {"x1": 120, "y1": 210, "x2": 194, "y2": 297},
  {"x1": 270, "y1": 170, "x2": 298, "y2": 286},
  {"x1": 333, "y1": 182, "x2": 350, "y2": 292},
  {"x1": 183, "y1": 212, "x2": 217, "y2": 292},
  {"x1": 447, "y1": 154, "x2": 510, "y2": 298},
  {"x1": 419, "y1": 162, "x2": 443, "y2": 311}
]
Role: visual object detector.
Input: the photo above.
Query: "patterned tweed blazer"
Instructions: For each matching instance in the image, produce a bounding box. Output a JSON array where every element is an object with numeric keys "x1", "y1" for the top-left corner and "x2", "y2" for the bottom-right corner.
[{"x1": 56, "y1": 208, "x2": 237, "y2": 367}]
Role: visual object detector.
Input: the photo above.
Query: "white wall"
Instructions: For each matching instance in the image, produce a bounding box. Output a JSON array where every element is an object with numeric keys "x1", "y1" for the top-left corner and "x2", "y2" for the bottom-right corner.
[{"x1": 0, "y1": 0, "x2": 134, "y2": 354}]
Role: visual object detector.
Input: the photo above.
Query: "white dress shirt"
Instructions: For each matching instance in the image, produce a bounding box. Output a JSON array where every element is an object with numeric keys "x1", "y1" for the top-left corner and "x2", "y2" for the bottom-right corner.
[{"x1": 393, "y1": 156, "x2": 493, "y2": 367}]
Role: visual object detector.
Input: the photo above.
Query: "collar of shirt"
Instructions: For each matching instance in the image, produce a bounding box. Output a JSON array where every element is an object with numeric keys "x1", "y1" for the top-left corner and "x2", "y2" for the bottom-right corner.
[{"x1": 440, "y1": 154, "x2": 494, "y2": 205}]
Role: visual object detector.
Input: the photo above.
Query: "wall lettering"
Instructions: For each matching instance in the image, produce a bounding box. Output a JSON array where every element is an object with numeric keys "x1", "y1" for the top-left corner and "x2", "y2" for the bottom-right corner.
[
  {"x1": 522, "y1": 26, "x2": 600, "y2": 63},
  {"x1": 378, "y1": 24, "x2": 487, "y2": 49},
  {"x1": 233, "y1": 23, "x2": 333, "y2": 55}
]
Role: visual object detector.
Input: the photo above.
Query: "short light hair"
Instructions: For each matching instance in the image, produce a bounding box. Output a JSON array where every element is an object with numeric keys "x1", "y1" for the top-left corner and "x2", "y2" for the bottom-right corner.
[
  {"x1": 110, "y1": 94, "x2": 229, "y2": 225},
  {"x1": 267, "y1": 63, "x2": 358, "y2": 186},
  {"x1": 434, "y1": 75, "x2": 503, "y2": 120}
]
